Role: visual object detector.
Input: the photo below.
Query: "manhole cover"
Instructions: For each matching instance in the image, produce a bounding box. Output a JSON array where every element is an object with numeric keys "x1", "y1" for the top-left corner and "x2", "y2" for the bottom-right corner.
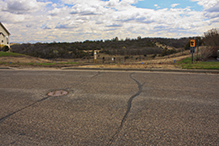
[{"x1": 47, "y1": 90, "x2": 68, "y2": 97}]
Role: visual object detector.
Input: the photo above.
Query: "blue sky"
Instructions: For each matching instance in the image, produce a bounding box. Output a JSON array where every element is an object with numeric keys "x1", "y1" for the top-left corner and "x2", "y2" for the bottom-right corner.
[
  {"x1": 47, "y1": 0, "x2": 203, "y2": 11},
  {"x1": 133, "y1": 0, "x2": 203, "y2": 11},
  {"x1": 0, "y1": 0, "x2": 219, "y2": 43}
]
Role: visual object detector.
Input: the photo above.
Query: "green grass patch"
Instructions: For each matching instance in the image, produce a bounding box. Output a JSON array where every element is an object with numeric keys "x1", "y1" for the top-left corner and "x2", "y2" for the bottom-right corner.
[
  {"x1": 0, "y1": 52, "x2": 25, "y2": 57},
  {"x1": 177, "y1": 57, "x2": 219, "y2": 70},
  {"x1": 177, "y1": 57, "x2": 193, "y2": 64}
]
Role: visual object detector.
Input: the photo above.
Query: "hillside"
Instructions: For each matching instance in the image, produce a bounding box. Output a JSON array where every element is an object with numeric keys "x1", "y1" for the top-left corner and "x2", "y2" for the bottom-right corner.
[
  {"x1": 10, "y1": 37, "x2": 189, "y2": 60},
  {"x1": 0, "y1": 48, "x2": 192, "y2": 69}
]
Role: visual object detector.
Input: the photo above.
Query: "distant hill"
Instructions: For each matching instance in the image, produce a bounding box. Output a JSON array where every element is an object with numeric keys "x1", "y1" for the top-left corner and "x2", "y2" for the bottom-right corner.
[{"x1": 11, "y1": 37, "x2": 189, "y2": 59}]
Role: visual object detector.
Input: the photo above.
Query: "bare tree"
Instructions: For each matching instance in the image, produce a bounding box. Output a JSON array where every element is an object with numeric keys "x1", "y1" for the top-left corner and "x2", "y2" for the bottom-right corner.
[{"x1": 204, "y1": 28, "x2": 219, "y2": 46}]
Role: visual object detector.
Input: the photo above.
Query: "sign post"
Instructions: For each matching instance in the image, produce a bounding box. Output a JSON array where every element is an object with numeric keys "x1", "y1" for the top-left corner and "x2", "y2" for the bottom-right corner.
[
  {"x1": 190, "y1": 39, "x2": 195, "y2": 64},
  {"x1": 94, "y1": 50, "x2": 97, "y2": 63}
]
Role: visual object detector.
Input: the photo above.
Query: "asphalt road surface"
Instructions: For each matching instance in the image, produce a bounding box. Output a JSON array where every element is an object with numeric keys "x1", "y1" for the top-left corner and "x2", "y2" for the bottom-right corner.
[{"x1": 0, "y1": 69, "x2": 218, "y2": 146}]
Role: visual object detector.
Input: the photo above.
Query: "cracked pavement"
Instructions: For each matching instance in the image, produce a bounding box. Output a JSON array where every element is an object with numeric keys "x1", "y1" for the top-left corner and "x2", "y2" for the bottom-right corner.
[{"x1": 0, "y1": 69, "x2": 219, "y2": 145}]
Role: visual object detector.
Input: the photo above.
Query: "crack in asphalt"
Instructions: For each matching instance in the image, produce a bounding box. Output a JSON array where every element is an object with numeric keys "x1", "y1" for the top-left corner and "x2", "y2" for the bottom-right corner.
[
  {"x1": 0, "y1": 71, "x2": 101, "y2": 124},
  {"x1": 107, "y1": 72, "x2": 145, "y2": 146},
  {"x1": 69, "y1": 71, "x2": 101, "y2": 86},
  {"x1": 91, "y1": 71, "x2": 101, "y2": 79},
  {"x1": 0, "y1": 96, "x2": 50, "y2": 124}
]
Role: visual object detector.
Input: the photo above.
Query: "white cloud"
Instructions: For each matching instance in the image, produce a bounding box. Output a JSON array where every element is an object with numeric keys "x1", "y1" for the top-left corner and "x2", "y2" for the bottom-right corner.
[
  {"x1": 52, "y1": 3, "x2": 57, "y2": 7},
  {"x1": 171, "y1": 3, "x2": 179, "y2": 8},
  {"x1": 70, "y1": 3, "x2": 104, "y2": 15},
  {"x1": 191, "y1": 0, "x2": 218, "y2": 9},
  {"x1": 154, "y1": 4, "x2": 160, "y2": 9},
  {"x1": 48, "y1": 8, "x2": 62, "y2": 16},
  {"x1": 2, "y1": 0, "x2": 50, "y2": 14},
  {"x1": 195, "y1": 0, "x2": 219, "y2": 24},
  {"x1": 0, "y1": 11, "x2": 27, "y2": 23},
  {"x1": 208, "y1": 1, "x2": 219, "y2": 12},
  {"x1": 206, "y1": 1, "x2": 219, "y2": 12},
  {"x1": 0, "y1": 0, "x2": 218, "y2": 43}
]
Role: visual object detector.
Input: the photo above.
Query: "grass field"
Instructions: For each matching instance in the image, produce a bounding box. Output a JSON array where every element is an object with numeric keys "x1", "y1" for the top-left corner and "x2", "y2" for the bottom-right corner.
[
  {"x1": 0, "y1": 52, "x2": 25, "y2": 57},
  {"x1": 177, "y1": 57, "x2": 219, "y2": 70}
]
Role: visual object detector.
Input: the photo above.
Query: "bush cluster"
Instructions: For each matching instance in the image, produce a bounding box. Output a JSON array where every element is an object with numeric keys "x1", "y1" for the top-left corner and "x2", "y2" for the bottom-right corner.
[
  {"x1": 160, "y1": 48, "x2": 178, "y2": 56},
  {"x1": 0, "y1": 45, "x2": 10, "y2": 52},
  {"x1": 10, "y1": 37, "x2": 194, "y2": 59},
  {"x1": 11, "y1": 37, "x2": 163, "y2": 59}
]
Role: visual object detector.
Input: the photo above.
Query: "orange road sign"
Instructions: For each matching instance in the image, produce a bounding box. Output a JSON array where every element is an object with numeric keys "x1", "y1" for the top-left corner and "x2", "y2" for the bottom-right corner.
[{"x1": 190, "y1": 39, "x2": 195, "y2": 47}]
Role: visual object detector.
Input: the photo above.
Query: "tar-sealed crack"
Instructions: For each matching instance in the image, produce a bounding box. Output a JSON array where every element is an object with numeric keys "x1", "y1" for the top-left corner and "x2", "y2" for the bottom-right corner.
[
  {"x1": 0, "y1": 71, "x2": 101, "y2": 124},
  {"x1": 107, "y1": 72, "x2": 145, "y2": 146},
  {"x1": 0, "y1": 96, "x2": 50, "y2": 124}
]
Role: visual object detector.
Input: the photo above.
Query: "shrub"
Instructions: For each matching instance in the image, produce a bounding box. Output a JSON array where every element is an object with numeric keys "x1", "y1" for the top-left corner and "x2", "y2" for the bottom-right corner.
[
  {"x1": 160, "y1": 48, "x2": 178, "y2": 56},
  {"x1": 124, "y1": 56, "x2": 129, "y2": 59},
  {"x1": 196, "y1": 46, "x2": 219, "y2": 61},
  {"x1": 152, "y1": 54, "x2": 157, "y2": 58},
  {"x1": 203, "y1": 28, "x2": 219, "y2": 46},
  {"x1": 197, "y1": 47, "x2": 213, "y2": 61},
  {"x1": 211, "y1": 46, "x2": 219, "y2": 58},
  {"x1": 184, "y1": 41, "x2": 190, "y2": 50},
  {"x1": 3, "y1": 46, "x2": 9, "y2": 52}
]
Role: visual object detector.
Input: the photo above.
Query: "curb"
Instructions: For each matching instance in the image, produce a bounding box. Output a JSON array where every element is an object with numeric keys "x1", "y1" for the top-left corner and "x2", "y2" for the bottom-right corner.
[
  {"x1": 61, "y1": 67, "x2": 219, "y2": 74},
  {"x1": 0, "y1": 67, "x2": 11, "y2": 69}
]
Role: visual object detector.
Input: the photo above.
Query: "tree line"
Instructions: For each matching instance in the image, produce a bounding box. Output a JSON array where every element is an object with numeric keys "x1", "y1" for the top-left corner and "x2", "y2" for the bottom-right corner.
[{"x1": 10, "y1": 37, "x2": 191, "y2": 59}]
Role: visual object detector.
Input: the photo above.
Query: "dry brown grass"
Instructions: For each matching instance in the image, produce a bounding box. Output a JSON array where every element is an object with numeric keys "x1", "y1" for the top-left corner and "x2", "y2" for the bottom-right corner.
[
  {"x1": 0, "y1": 56, "x2": 52, "y2": 63},
  {"x1": 0, "y1": 49, "x2": 194, "y2": 69},
  {"x1": 79, "y1": 50, "x2": 192, "y2": 69}
]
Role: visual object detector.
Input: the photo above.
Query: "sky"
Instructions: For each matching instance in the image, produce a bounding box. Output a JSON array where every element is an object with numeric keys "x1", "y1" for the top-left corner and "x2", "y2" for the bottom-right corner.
[{"x1": 0, "y1": 0, "x2": 219, "y2": 43}]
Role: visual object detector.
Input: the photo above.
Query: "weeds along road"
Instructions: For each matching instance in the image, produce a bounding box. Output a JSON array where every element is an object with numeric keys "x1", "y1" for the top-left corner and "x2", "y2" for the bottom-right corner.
[{"x1": 0, "y1": 69, "x2": 218, "y2": 145}]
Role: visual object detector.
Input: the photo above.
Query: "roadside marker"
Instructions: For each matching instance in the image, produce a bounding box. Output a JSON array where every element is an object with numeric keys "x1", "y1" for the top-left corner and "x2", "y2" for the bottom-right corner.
[
  {"x1": 190, "y1": 39, "x2": 195, "y2": 47},
  {"x1": 190, "y1": 39, "x2": 196, "y2": 64},
  {"x1": 94, "y1": 50, "x2": 97, "y2": 63}
]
